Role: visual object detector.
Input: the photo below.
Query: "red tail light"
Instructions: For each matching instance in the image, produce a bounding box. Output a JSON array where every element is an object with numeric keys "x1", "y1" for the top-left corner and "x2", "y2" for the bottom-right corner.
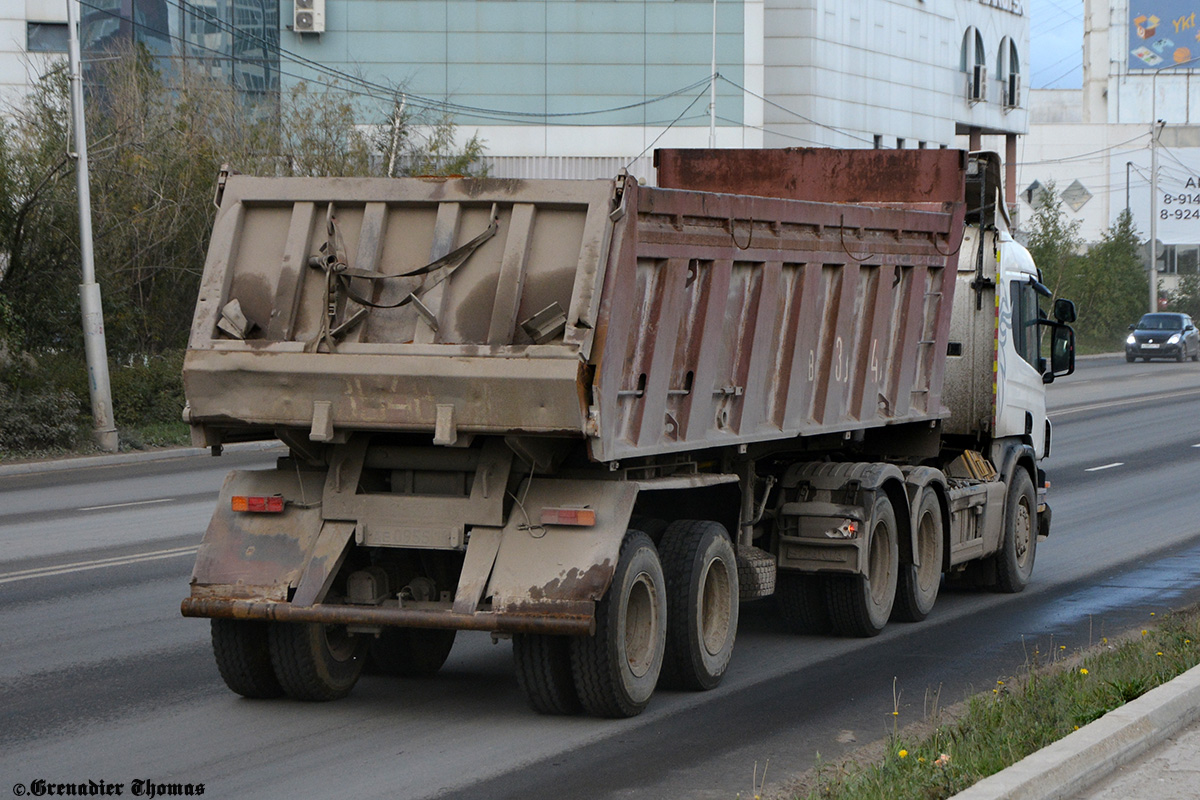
[{"x1": 232, "y1": 495, "x2": 285, "y2": 513}]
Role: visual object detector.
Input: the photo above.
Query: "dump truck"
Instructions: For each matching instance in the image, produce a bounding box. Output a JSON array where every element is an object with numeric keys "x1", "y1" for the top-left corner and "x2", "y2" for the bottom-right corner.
[{"x1": 180, "y1": 148, "x2": 1075, "y2": 718}]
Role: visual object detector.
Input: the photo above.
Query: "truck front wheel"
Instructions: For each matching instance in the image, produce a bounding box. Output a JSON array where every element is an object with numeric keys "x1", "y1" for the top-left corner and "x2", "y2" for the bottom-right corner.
[
  {"x1": 210, "y1": 619, "x2": 283, "y2": 699},
  {"x1": 827, "y1": 494, "x2": 898, "y2": 637},
  {"x1": 570, "y1": 531, "x2": 666, "y2": 717},
  {"x1": 657, "y1": 520, "x2": 739, "y2": 691},
  {"x1": 892, "y1": 489, "x2": 944, "y2": 622},
  {"x1": 268, "y1": 622, "x2": 368, "y2": 701},
  {"x1": 995, "y1": 468, "x2": 1037, "y2": 593}
]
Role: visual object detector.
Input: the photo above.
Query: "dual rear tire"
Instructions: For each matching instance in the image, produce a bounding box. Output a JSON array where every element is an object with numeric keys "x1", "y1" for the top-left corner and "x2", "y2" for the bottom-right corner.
[{"x1": 514, "y1": 522, "x2": 740, "y2": 717}]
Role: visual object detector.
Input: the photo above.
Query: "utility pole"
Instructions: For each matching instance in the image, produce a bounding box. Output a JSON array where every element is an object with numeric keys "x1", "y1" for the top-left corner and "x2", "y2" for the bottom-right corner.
[
  {"x1": 1150, "y1": 118, "x2": 1160, "y2": 313},
  {"x1": 67, "y1": 0, "x2": 118, "y2": 452}
]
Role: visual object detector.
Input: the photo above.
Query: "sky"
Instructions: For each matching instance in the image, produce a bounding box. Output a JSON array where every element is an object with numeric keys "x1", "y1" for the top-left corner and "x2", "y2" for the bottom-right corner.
[{"x1": 1029, "y1": 0, "x2": 1084, "y2": 89}]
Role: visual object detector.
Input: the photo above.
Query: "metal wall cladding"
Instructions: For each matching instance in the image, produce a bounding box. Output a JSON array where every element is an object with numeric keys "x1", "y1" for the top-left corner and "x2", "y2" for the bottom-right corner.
[{"x1": 587, "y1": 184, "x2": 963, "y2": 463}]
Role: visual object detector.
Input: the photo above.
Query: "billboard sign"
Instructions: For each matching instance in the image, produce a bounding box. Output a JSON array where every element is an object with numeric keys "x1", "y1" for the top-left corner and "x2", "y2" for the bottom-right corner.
[
  {"x1": 1130, "y1": 4, "x2": 1200, "y2": 69},
  {"x1": 1122, "y1": 144, "x2": 1200, "y2": 244}
]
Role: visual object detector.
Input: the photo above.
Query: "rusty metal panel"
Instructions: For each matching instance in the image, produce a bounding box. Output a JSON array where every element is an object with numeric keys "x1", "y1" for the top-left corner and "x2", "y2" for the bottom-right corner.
[
  {"x1": 486, "y1": 479, "x2": 639, "y2": 611},
  {"x1": 189, "y1": 469, "x2": 328, "y2": 600},
  {"x1": 587, "y1": 169, "x2": 963, "y2": 462},
  {"x1": 186, "y1": 155, "x2": 963, "y2": 462},
  {"x1": 655, "y1": 148, "x2": 968, "y2": 206}
]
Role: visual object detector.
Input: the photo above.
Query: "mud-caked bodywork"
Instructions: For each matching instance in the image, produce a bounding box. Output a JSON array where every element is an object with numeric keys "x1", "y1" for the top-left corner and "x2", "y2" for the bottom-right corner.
[{"x1": 182, "y1": 150, "x2": 1073, "y2": 716}]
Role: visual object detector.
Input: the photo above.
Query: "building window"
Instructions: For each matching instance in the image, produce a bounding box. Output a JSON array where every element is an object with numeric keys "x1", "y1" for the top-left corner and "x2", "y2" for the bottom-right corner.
[
  {"x1": 896, "y1": 137, "x2": 905, "y2": 149},
  {"x1": 874, "y1": 134, "x2": 883, "y2": 149},
  {"x1": 998, "y1": 37, "x2": 1021, "y2": 107},
  {"x1": 960, "y1": 27, "x2": 985, "y2": 72},
  {"x1": 28, "y1": 22, "x2": 69, "y2": 52}
]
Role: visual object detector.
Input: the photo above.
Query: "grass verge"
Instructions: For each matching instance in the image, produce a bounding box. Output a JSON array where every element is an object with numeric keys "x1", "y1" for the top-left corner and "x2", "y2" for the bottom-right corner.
[{"x1": 772, "y1": 606, "x2": 1200, "y2": 800}]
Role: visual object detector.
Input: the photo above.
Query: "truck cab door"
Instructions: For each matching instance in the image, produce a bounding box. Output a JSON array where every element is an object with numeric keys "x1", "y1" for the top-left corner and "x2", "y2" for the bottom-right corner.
[{"x1": 995, "y1": 237, "x2": 1047, "y2": 455}]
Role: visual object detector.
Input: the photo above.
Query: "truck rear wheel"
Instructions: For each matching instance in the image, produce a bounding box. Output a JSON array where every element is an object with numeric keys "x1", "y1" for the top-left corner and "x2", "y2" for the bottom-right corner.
[
  {"x1": 776, "y1": 573, "x2": 832, "y2": 634},
  {"x1": 827, "y1": 494, "x2": 898, "y2": 637},
  {"x1": 268, "y1": 622, "x2": 368, "y2": 701},
  {"x1": 657, "y1": 520, "x2": 739, "y2": 691},
  {"x1": 570, "y1": 531, "x2": 666, "y2": 717},
  {"x1": 369, "y1": 628, "x2": 456, "y2": 678},
  {"x1": 513, "y1": 634, "x2": 582, "y2": 715},
  {"x1": 995, "y1": 468, "x2": 1037, "y2": 593},
  {"x1": 210, "y1": 619, "x2": 283, "y2": 699},
  {"x1": 892, "y1": 489, "x2": 944, "y2": 622}
]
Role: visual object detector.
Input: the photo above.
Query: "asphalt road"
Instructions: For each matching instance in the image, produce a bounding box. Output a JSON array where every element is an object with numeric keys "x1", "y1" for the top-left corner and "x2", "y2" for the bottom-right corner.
[{"x1": 2, "y1": 355, "x2": 1199, "y2": 800}]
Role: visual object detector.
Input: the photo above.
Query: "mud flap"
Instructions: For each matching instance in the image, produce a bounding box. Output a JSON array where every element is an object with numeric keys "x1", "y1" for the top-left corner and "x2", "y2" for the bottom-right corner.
[
  {"x1": 189, "y1": 469, "x2": 329, "y2": 601},
  {"x1": 480, "y1": 479, "x2": 640, "y2": 617}
]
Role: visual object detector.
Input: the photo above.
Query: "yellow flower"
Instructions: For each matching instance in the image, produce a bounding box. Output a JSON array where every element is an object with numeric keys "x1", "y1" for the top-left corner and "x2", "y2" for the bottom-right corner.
[
  {"x1": 1103, "y1": 638, "x2": 1108, "y2": 644},
  {"x1": 918, "y1": 757, "x2": 926, "y2": 764},
  {"x1": 1142, "y1": 630, "x2": 1149, "y2": 636},
  {"x1": 892, "y1": 711, "x2": 899, "y2": 716},
  {"x1": 997, "y1": 680, "x2": 1004, "y2": 685},
  {"x1": 1187, "y1": 639, "x2": 1192, "y2": 645},
  {"x1": 1073, "y1": 725, "x2": 1079, "y2": 731},
  {"x1": 1060, "y1": 645, "x2": 1066, "y2": 650},
  {"x1": 1151, "y1": 612, "x2": 1156, "y2": 616},
  {"x1": 898, "y1": 749, "x2": 908, "y2": 759},
  {"x1": 1080, "y1": 668, "x2": 1089, "y2": 675},
  {"x1": 1157, "y1": 651, "x2": 1164, "y2": 657},
  {"x1": 993, "y1": 689, "x2": 999, "y2": 694}
]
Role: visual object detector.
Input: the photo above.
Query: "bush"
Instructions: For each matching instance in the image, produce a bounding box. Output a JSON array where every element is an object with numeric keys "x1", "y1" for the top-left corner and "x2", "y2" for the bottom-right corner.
[
  {"x1": 109, "y1": 350, "x2": 186, "y2": 427},
  {"x1": 0, "y1": 347, "x2": 86, "y2": 452},
  {"x1": 0, "y1": 347, "x2": 188, "y2": 456}
]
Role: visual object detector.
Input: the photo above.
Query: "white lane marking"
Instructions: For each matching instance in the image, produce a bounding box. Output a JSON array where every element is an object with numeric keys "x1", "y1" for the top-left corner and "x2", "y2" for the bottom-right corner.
[
  {"x1": 0, "y1": 546, "x2": 199, "y2": 585},
  {"x1": 1193, "y1": 444, "x2": 1200, "y2": 448},
  {"x1": 78, "y1": 498, "x2": 175, "y2": 512},
  {"x1": 1085, "y1": 463, "x2": 1124, "y2": 472},
  {"x1": 1052, "y1": 388, "x2": 1200, "y2": 417}
]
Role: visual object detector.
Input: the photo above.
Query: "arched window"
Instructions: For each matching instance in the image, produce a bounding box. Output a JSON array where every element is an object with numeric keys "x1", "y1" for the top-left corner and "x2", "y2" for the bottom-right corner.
[
  {"x1": 960, "y1": 27, "x2": 985, "y2": 72},
  {"x1": 962, "y1": 27, "x2": 987, "y2": 101},
  {"x1": 998, "y1": 37, "x2": 1021, "y2": 107}
]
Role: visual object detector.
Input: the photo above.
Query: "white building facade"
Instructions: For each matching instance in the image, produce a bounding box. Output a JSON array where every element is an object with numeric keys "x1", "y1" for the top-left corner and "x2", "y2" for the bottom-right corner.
[
  {"x1": 1, "y1": 0, "x2": 68, "y2": 102},
  {"x1": 1021, "y1": 0, "x2": 1200, "y2": 287}
]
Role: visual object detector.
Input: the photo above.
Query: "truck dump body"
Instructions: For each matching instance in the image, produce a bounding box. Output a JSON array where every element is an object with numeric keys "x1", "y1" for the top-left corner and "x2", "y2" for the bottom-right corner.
[
  {"x1": 185, "y1": 161, "x2": 965, "y2": 462},
  {"x1": 184, "y1": 150, "x2": 1070, "y2": 716}
]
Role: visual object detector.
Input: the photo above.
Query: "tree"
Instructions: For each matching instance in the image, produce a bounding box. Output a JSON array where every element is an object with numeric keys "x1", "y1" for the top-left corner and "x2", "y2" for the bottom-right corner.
[
  {"x1": 0, "y1": 47, "x2": 490, "y2": 449},
  {"x1": 1025, "y1": 181, "x2": 1083, "y2": 301},
  {"x1": 1025, "y1": 185, "x2": 1147, "y2": 353},
  {"x1": 0, "y1": 46, "x2": 491, "y2": 359},
  {"x1": 1070, "y1": 210, "x2": 1148, "y2": 350}
]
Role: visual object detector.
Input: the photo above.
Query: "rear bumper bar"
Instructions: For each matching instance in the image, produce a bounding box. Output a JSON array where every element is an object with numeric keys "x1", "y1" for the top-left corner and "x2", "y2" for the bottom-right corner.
[{"x1": 181, "y1": 596, "x2": 595, "y2": 636}]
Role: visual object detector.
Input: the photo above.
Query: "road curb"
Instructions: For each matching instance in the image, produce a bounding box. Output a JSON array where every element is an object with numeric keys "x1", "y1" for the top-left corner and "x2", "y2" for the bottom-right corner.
[
  {"x1": 950, "y1": 663, "x2": 1200, "y2": 800},
  {"x1": 0, "y1": 440, "x2": 284, "y2": 477}
]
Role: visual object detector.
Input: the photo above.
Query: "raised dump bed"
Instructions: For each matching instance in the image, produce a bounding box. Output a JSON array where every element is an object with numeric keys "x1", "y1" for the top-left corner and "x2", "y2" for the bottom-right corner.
[{"x1": 185, "y1": 160, "x2": 965, "y2": 462}]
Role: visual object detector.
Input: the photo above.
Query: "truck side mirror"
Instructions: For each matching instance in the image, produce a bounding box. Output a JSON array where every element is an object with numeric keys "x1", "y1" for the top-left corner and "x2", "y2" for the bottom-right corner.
[
  {"x1": 1053, "y1": 298, "x2": 1077, "y2": 324},
  {"x1": 1042, "y1": 323, "x2": 1075, "y2": 383}
]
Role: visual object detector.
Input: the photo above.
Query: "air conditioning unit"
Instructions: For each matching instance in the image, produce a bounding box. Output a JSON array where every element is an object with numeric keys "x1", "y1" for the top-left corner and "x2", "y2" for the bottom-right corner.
[
  {"x1": 967, "y1": 63, "x2": 987, "y2": 103},
  {"x1": 1004, "y1": 73, "x2": 1021, "y2": 109},
  {"x1": 294, "y1": 0, "x2": 325, "y2": 33}
]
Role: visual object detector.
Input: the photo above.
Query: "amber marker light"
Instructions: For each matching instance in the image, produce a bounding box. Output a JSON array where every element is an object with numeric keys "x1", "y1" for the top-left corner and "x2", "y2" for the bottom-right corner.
[{"x1": 540, "y1": 507, "x2": 597, "y2": 526}]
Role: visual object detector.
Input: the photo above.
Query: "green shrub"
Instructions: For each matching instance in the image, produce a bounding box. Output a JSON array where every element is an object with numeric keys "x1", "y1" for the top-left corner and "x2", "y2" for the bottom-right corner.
[{"x1": 109, "y1": 351, "x2": 186, "y2": 427}]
